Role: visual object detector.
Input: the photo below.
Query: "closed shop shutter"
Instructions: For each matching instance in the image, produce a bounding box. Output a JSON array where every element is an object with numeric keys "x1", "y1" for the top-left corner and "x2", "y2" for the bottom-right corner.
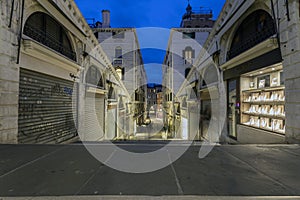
[
  {"x1": 118, "y1": 115, "x2": 125, "y2": 138},
  {"x1": 107, "y1": 108, "x2": 117, "y2": 140},
  {"x1": 84, "y1": 92, "x2": 105, "y2": 141},
  {"x1": 181, "y1": 118, "x2": 188, "y2": 140},
  {"x1": 18, "y1": 68, "x2": 77, "y2": 144},
  {"x1": 189, "y1": 112, "x2": 200, "y2": 140}
]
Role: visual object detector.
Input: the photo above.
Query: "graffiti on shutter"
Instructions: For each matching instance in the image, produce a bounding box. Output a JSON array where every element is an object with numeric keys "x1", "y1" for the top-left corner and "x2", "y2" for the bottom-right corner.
[{"x1": 18, "y1": 68, "x2": 77, "y2": 144}]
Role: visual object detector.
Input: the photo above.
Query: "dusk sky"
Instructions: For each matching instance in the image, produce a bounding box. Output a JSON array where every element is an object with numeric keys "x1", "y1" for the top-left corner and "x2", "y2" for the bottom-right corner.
[{"x1": 74, "y1": 0, "x2": 226, "y2": 83}]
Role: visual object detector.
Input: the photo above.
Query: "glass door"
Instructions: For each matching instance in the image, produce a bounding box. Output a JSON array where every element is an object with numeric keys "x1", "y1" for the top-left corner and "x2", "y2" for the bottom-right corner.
[{"x1": 227, "y1": 79, "x2": 240, "y2": 139}]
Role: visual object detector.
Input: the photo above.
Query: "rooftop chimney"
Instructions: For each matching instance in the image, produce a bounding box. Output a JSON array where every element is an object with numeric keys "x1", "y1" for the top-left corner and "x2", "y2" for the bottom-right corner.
[{"x1": 102, "y1": 10, "x2": 110, "y2": 28}]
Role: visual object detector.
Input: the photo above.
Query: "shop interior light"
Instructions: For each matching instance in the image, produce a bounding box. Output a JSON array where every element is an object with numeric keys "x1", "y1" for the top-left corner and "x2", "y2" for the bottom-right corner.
[
  {"x1": 260, "y1": 71, "x2": 263, "y2": 74},
  {"x1": 272, "y1": 68, "x2": 275, "y2": 70}
]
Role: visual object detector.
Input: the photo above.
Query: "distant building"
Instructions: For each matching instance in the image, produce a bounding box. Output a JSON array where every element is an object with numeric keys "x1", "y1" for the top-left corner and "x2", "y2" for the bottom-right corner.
[
  {"x1": 180, "y1": 3, "x2": 215, "y2": 28},
  {"x1": 147, "y1": 84, "x2": 162, "y2": 116}
]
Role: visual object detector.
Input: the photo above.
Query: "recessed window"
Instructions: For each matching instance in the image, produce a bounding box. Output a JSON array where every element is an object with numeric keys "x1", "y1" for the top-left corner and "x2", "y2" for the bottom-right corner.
[
  {"x1": 23, "y1": 12, "x2": 76, "y2": 61},
  {"x1": 86, "y1": 66, "x2": 104, "y2": 88},
  {"x1": 113, "y1": 31, "x2": 125, "y2": 39},
  {"x1": 115, "y1": 47, "x2": 122, "y2": 59},
  {"x1": 228, "y1": 10, "x2": 276, "y2": 60},
  {"x1": 183, "y1": 32, "x2": 195, "y2": 39}
]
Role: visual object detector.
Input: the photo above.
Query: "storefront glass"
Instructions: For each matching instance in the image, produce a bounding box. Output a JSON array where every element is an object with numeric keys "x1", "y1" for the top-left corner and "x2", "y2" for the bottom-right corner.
[{"x1": 240, "y1": 63, "x2": 285, "y2": 134}]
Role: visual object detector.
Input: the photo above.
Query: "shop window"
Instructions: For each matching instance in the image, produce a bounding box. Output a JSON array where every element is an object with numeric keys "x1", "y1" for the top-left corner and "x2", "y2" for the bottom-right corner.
[
  {"x1": 86, "y1": 66, "x2": 104, "y2": 89},
  {"x1": 23, "y1": 12, "x2": 76, "y2": 61},
  {"x1": 228, "y1": 10, "x2": 276, "y2": 60}
]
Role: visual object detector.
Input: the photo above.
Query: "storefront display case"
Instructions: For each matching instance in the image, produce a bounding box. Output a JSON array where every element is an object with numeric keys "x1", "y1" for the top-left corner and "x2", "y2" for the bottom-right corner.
[{"x1": 240, "y1": 64, "x2": 285, "y2": 135}]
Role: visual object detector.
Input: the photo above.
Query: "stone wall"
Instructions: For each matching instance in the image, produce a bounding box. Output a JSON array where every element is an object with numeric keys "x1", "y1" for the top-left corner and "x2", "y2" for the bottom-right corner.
[
  {"x1": 0, "y1": 0, "x2": 21, "y2": 143},
  {"x1": 279, "y1": 0, "x2": 300, "y2": 143}
]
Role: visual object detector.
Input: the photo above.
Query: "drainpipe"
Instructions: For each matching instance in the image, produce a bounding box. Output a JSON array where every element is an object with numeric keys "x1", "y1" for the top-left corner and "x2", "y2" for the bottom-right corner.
[
  {"x1": 17, "y1": 0, "x2": 25, "y2": 64},
  {"x1": 285, "y1": 0, "x2": 290, "y2": 21},
  {"x1": 8, "y1": 0, "x2": 15, "y2": 28}
]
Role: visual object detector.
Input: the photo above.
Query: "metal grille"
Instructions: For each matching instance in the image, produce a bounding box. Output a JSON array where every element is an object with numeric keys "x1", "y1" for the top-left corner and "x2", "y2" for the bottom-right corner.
[{"x1": 18, "y1": 68, "x2": 77, "y2": 144}]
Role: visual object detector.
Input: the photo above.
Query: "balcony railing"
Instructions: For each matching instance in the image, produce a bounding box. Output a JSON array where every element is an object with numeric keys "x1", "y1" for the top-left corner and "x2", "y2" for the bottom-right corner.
[
  {"x1": 227, "y1": 27, "x2": 276, "y2": 60},
  {"x1": 24, "y1": 25, "x2": 76, "y2": 61}
]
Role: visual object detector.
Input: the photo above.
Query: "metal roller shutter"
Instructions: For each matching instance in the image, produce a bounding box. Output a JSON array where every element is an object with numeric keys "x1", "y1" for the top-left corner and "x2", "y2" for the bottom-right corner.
[
  {"x1": 18, "y1": 68, "x2": 77, "y2": 144},
  {"x1": 189, "y1": 112, "x2": 200, "y2": 140},
  {"x1": 84, "y1": 92, "x2": 105, "y2": 141},
  {"x1": 107, "y1": 108, "x2": 117, "y2": 140}
]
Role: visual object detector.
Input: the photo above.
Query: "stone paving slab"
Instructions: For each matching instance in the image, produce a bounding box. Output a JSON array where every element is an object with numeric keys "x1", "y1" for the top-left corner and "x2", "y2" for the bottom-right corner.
[
  {"x1": 0, "y1": 144, "x2": 299, "y2": 197},
  {"x1": 1, "y1": 196, "x2": 300, "y2": 200}
]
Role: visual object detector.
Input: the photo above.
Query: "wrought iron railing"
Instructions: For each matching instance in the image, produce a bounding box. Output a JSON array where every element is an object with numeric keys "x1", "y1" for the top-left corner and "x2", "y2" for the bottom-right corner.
[
  {"x1": 24, "y1": 25, "x2": 76, "y2": 61},
  {"x1": 227, "y1": 27, "x2": 276, "y2": 60}
]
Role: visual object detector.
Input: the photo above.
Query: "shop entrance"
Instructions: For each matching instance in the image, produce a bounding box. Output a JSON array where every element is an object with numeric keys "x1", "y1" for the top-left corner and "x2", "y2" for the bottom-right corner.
[{"x1": 227, "y1": 79, "x2": 240, "y2": 139}]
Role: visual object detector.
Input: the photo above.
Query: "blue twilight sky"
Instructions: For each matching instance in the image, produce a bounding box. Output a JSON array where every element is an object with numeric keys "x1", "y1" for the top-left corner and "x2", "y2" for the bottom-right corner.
[{"x1": 74, "y1": 0, "x2": 226, "y2": 84}]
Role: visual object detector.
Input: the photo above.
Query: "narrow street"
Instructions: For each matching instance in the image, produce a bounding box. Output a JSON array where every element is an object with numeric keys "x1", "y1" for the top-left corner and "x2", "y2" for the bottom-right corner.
[{"x1": 136, "y1": 113, "x2": 165, "y2": 140}]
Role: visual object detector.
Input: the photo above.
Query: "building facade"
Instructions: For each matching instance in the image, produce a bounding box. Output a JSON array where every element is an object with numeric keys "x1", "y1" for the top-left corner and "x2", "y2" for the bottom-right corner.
[
  {"x1": 92, "y1": 13, "x2": 147, "y2": 138},
  {"x1": 162, "y1": 3, "x2": 214, "y2": 140},
  {"x1": 0, "y1": 0, "x2": 129, "y2": 144},
  {"x1": 181, "y1": 0, "x2": 300, "y2": 144}
]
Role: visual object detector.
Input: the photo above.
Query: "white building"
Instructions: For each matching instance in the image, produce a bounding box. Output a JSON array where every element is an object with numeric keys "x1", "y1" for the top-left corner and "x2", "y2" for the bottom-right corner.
[
  {"x1": 162, "y1": 3, "x2": 214, "y2": 139},
  {"x1": 93, "y1": 11, "x2": 148, "y2": 138},
  {"x1": 0, "y1": 0, "x2": 128, "y2": 143}
]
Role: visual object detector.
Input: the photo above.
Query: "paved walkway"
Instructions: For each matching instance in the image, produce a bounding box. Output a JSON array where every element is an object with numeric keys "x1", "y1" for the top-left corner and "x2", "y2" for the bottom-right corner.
[{"x1": 0, "y1": 143, "x2": 300, "y2": 198}]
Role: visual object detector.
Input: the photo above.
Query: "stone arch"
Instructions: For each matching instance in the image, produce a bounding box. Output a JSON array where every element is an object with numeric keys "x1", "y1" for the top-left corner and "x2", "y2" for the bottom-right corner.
[
  {"x1": 85, "y1": 65, "x2": 104, "y2": 89},
  {"x1": 223, "y1": 4, "x2": 274, "y2": 61},
  {"x1": 23, "y1": 11, "x2": 77, "y2": 61}
]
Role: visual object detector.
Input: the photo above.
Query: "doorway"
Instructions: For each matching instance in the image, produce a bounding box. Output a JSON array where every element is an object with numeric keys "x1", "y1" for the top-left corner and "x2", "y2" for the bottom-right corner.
[{"x1": 227, "y1": 79, "x2": 240, "y2": 139}]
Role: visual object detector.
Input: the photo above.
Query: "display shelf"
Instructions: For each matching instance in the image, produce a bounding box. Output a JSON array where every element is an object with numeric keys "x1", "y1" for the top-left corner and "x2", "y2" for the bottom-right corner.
[
  {"x1": 240, "y1": 123, "x2": 286, "y2": 135},
  {"x1": 240, "y1": 70, "x2": 285, "y2": 135},
  {"x1": 242, "y1": 101, "x2": 285, "y2": 105},
  {"x1": 242, "y1": 86, "x2": 285, "y2": 93},
  {"x1": 242, "y1": 112, "x2": 285, "y2": 120}
]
